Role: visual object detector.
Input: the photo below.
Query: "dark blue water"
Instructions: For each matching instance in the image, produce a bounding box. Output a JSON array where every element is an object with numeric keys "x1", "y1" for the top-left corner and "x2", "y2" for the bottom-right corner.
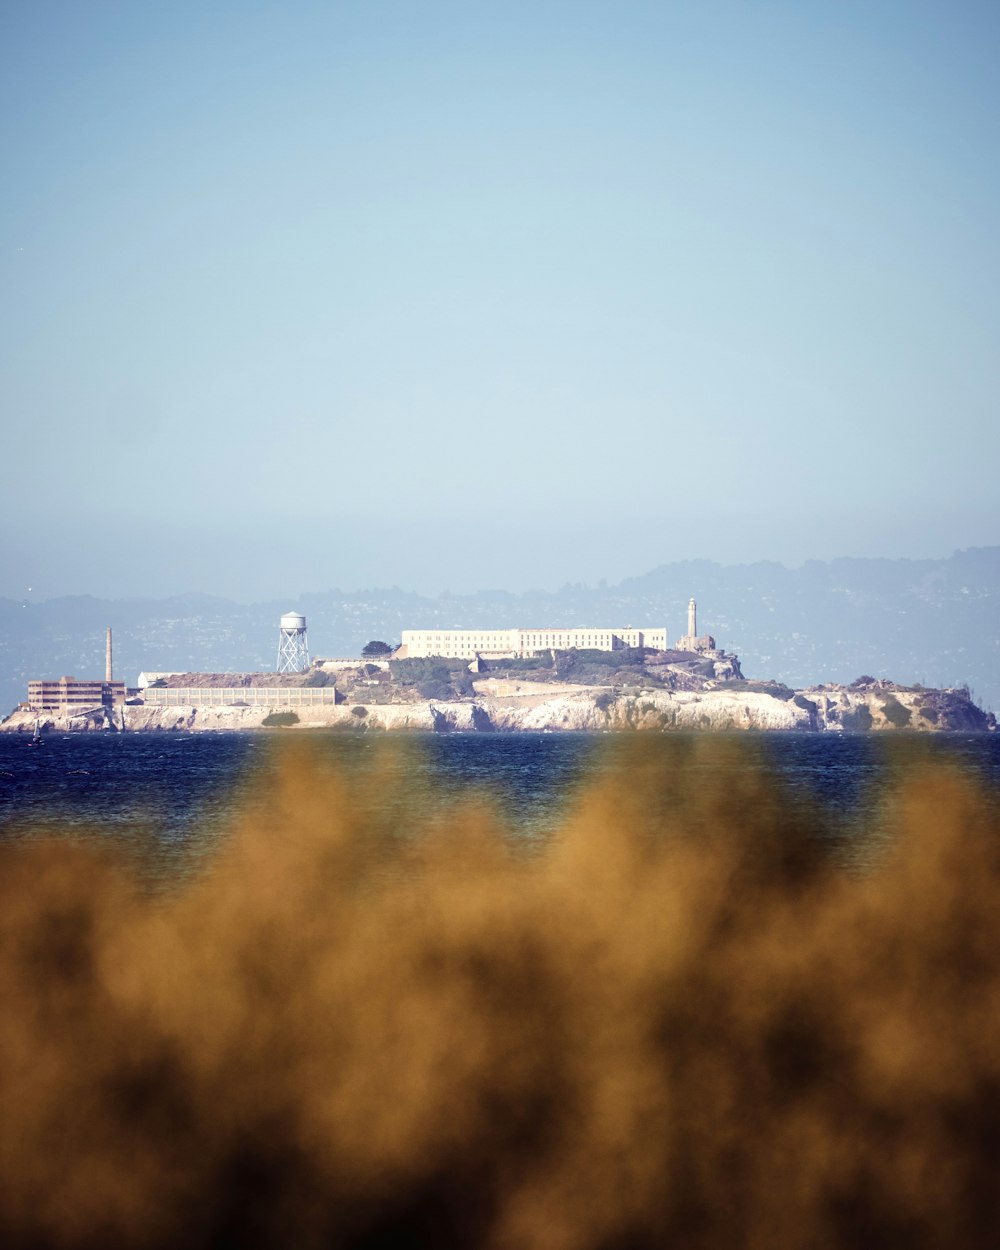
[
  {"x1": 0, "y1": 733, "x2": 595, "y2": 876},
  {"x1": 1, "y1": 731, "x2": 998, "y2": 883}
]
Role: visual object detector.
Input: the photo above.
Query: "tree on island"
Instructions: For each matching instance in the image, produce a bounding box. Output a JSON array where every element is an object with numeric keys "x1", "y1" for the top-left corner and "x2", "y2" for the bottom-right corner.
[{"x1": 362, "y1": 640, "x2": 394, "y2": 658}]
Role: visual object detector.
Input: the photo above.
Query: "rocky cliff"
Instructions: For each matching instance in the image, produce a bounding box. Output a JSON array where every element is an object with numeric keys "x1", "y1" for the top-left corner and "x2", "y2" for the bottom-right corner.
[{"x1": 3, "y1": 681, "x2": 992, "y2": 735}]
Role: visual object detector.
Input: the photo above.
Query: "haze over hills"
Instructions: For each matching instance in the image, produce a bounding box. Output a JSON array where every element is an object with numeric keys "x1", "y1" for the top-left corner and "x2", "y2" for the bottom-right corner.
[{"x1": 2, "y1": 547, "x2": 997, "y2": 719}]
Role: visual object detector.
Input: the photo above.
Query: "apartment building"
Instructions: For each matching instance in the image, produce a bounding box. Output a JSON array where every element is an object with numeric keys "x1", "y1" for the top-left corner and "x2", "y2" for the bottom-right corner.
[{"x1": 28, "y1": 677, "x2": 126, "y2": 711}]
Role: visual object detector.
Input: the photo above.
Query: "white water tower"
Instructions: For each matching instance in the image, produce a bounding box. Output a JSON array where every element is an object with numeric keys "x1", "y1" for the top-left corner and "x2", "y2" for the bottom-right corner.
[{"x1": 277, "y1": 611, "x2": 310, "y2": 673}]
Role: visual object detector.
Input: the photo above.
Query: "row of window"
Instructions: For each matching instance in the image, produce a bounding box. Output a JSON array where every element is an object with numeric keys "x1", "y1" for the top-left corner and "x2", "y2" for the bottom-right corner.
[
  {"x1": 408, "y1": 631, "x2": 663, "y2": 654},
  {"x1": 411, "y1": 634, "x2": 632, "y2": 645},
  {"x1": 141, "y1": 688, "x2": 340, "y2": 705},
  {"x1": 29, "y1": 685, "x2": 112, "y2": 695},
  {"x1": 29, "y1": 685, "x2": 124, "y2": 696}
]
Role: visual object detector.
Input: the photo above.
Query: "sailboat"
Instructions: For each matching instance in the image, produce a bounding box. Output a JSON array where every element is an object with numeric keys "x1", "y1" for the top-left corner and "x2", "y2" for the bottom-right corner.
[{"x1": 29, "y1": 718, "x2": 43, "y2": 746}]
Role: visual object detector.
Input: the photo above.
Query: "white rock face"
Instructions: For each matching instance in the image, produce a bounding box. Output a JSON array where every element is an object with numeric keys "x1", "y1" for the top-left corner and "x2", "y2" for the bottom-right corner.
[{"x1": 1, "y1": 684, "x2": 989, "y2": 734}]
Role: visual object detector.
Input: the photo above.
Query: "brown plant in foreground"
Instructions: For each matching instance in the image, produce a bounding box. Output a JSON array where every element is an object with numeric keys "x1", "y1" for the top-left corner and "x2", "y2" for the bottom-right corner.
[{"x1": 0, "y1": 736, "x2": 998, "y2": 1249}]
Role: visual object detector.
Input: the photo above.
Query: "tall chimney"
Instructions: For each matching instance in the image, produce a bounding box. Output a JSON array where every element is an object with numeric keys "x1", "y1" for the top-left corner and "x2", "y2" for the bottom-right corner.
[{"x1": 106, "y1": 627, "x2": 113, "y2": 682}]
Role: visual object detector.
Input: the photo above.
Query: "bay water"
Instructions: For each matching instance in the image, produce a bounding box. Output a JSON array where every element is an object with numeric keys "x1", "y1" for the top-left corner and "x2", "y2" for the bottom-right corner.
[{"x1": 2, "y1": 730, "x2": 998, "y2": 888}]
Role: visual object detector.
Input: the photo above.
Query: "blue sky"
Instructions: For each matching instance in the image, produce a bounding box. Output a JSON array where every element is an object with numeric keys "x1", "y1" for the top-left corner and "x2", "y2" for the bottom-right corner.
[{"x1": 2, "y1": 1, "x2": 998, "y2": 600}]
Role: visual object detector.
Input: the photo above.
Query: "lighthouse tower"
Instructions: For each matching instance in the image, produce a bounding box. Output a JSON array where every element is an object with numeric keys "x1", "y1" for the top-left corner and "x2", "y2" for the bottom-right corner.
[{"x1": 676, "y1": 597, "x2": 714, "y2": 654}]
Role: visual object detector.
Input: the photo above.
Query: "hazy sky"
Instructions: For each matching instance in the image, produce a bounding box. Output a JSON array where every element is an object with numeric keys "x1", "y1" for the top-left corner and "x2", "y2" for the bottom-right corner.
[{"x1": 3, "y1": 1, "x2": 998, "y2": 601}]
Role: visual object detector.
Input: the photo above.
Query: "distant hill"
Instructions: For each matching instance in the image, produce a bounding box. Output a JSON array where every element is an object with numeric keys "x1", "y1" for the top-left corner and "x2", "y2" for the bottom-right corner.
[{"x1": 2, "y1": 547, "x2": 998, "y2": 717}]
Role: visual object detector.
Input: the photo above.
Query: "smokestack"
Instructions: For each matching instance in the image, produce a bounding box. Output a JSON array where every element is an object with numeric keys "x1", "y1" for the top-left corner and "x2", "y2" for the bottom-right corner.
[{"x1": 105, "y1": 627, "x2": 113, "y2": 683}]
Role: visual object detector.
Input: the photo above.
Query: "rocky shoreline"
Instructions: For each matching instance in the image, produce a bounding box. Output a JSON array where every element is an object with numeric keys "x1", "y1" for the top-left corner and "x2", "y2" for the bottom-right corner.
[{"x1": 3, "y1": 680, "x2": 993, "y2": 735}]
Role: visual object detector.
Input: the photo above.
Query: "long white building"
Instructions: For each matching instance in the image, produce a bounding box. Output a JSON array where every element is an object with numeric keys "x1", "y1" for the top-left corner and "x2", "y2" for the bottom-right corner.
[{"x1": 399, "y1": 626, "x2": 667, "y2": 660}]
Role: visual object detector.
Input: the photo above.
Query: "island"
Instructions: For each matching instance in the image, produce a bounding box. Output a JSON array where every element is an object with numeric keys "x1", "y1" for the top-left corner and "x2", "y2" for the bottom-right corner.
[{"x1": 4, "y1": 645, "x2": 993, "y2": 734}]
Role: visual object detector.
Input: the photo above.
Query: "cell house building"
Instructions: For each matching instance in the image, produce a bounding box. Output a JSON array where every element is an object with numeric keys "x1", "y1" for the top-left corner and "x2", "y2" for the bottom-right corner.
[{"x1": 398, "y1": 626, "x2": 667, "y2": 660}]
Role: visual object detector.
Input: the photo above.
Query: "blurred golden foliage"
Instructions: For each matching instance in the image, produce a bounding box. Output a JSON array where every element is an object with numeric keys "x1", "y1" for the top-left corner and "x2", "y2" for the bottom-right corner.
[{"x1": 0, "y1": 736, "x2": 998, "y2": 1249}]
